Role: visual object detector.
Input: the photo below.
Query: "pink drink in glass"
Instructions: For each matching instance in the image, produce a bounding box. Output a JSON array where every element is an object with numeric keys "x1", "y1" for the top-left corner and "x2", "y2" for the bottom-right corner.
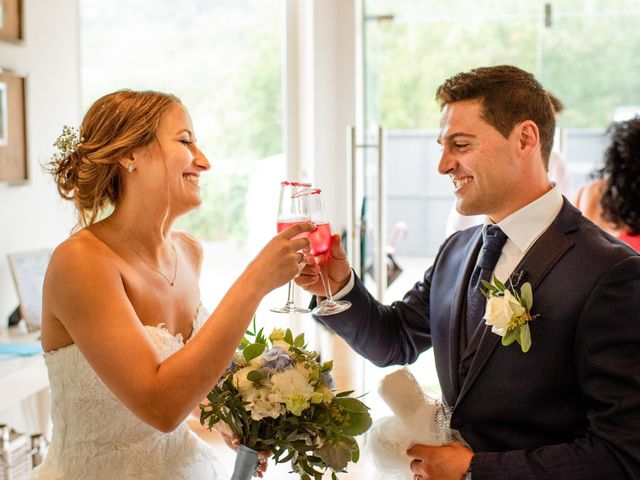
[
  {"x1": 277, "y1": 221, "x2": 309, "y2": 237},
  {"x1": 308, "y1": 223, "x2": 332, "y2": 256}
]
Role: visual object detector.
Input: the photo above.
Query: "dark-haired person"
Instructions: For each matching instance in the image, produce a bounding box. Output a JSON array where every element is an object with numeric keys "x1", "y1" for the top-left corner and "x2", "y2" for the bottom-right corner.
[
  {"x1": 574, "y1": 117, "x2": 640, "y2": 251},
  {"x1": 36, "y1": 90, "x2": 313, "y2": 479},
  {"x1": 297, "y1": 66, "x2": 640, "y2": 479}
]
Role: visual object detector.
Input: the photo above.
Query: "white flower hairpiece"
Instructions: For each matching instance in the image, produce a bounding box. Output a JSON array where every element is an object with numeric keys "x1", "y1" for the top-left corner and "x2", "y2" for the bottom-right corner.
[{"x1": 51, "y1": 125, "x2": 84, "y2": 163}]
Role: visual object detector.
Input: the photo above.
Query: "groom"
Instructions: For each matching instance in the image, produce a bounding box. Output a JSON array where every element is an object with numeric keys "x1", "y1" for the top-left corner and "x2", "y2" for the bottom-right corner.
[{"x1": 297, "y1": 65, "x2": 640, "y2": 479}]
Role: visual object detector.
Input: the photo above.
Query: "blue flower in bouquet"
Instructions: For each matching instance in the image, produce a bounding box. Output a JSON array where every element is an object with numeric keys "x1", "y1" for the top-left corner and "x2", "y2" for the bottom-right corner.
[
  {"x1": 261, "y1": 347, "x2": 294, "y2": 375},
  {"x1": 321, "y1": 370, "x2": 336, "y2": 390},
  {"x1": 200, "y1": 321, "x2": 372, "y2": 479}
]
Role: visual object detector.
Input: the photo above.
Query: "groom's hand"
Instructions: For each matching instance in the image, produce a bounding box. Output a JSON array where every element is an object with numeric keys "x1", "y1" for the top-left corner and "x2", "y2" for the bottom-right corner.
[
  {"x1": 407, "y1": 442, "x2": 473, "y2": 480},
  {"x1": 295, "y1": 233, "x2": 351, "y2": 297}
]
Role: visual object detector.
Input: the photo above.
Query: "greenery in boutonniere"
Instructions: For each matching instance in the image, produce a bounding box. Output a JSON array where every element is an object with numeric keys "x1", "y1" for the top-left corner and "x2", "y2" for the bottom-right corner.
[{"x1": 481, "y1": 277, "x2": 538, "y2": 353}]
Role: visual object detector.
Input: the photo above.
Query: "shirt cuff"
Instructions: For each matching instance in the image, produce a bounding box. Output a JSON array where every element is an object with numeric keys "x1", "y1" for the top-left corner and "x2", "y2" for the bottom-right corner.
[{"x1": 316, "y1": 269, "x2": 355, "y2": 303}]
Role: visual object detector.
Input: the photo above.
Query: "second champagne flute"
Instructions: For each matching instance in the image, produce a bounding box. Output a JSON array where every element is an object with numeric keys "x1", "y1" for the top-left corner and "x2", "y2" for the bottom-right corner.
[
  {"x1": 307, "y1": 188, "x2": 351, "y2": 316},
  {"x1": 270, "y1": 181, "x2": 312, "y2": 314}
]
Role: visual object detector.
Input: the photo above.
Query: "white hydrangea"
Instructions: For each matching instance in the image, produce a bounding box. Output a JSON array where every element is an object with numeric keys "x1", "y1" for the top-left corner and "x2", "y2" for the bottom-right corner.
[
  {"x1": 243, "y1": 387, "x2": 286, "y2": 421},
  {"x1": 271, "y1": 364, "x2": 314, "y2": 416}
]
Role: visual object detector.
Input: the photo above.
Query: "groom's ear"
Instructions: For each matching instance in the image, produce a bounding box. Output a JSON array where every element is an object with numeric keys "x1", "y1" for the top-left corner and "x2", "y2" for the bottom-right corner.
[{"x1": 516, "y1": 120, "x2": 540, "y2": 158}]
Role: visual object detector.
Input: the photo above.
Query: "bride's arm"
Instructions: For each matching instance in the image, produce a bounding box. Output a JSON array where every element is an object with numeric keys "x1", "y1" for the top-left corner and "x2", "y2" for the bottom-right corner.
[{"x1": 44, "y1": 223, "x2": 312, "y2": 432}]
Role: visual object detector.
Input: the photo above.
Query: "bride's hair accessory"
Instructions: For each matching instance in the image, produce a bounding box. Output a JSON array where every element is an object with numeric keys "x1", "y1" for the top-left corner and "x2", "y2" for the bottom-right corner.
[{"x1": 51, "y1": 125, "x2": 84, "y2": 163}]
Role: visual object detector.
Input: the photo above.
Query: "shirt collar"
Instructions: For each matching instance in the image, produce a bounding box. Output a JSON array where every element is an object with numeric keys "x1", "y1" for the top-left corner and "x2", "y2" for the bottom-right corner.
[{"x1": 483, "y1": 186, "x2": 563, "y2": 254}]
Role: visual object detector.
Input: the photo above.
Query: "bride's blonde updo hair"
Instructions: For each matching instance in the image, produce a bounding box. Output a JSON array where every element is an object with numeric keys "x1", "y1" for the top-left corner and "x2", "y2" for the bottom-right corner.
[{"x1": 48, "y1": 89, "x2": 181, "y2": 227}]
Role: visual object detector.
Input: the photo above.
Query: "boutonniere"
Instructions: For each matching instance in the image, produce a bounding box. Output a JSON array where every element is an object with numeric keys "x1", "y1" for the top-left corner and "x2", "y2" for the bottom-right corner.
[{"x1": 481, "y1": 277, "x2": 537, "y2": 352}]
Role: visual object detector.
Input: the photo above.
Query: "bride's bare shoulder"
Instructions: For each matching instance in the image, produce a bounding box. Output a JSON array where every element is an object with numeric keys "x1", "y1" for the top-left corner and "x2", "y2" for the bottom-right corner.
[{"x1": 48, "y1": 228, "x2": 119, "y2": 279}]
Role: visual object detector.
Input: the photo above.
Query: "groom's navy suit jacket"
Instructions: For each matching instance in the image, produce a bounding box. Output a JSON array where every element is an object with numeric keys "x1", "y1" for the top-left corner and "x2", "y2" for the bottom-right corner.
[{"x1": 317, "y1": 200, "x2": 640, "y2": 478}]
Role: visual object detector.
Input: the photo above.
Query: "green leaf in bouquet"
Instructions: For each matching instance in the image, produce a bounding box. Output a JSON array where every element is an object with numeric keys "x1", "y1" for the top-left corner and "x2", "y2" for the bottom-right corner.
[
  {"x1": 317, "y1": 441, "x2": 352, "y2": 471},
  {"x1": 351, "y1": 444, "x2": 360, "y2": 463},
  {"x1": 294, "y1": 333, "x2": 306, "y2": 347},
  {"x1": 342, "y1": 411, "x2": 372, "y2": 436},
  {"x1": 284, "y1": 328, "x2": 294, "y2": 345},
  {"x1": 321, "y1": 360, "x2": 333, "y2": 372},
  {"x1": 247, "y1": 370, "x2": 264, "y2": 382},
  {"x1": 255, "y1": 327, "x2": 268, "y2": 345},
  {"x1": 334, "y1": 390, "x2": 355, "y2": 398},
  {"x1": 333, "y1": 397, "x2": 369, "y2": 414},
  {"x1": 243, "y1": 343, "x2": 266, "y2": 362},
  {"x1": 493, "y1": 276, "x2": 506, "y2": 291},
  {"x1": 298, "y1": 455, "x2": 325, "y2": 478}
]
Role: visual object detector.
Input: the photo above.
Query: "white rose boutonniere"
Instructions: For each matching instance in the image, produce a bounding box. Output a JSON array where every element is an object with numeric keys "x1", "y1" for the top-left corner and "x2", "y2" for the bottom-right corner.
[{"x1": 481, "y1": 277, "x2": 537, "y2": 353}]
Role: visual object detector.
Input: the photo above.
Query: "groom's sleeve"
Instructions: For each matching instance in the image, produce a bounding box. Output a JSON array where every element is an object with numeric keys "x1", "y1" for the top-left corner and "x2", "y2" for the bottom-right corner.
[{"x1": 314, "y1": 266, "x2": 434, "y2": 367}]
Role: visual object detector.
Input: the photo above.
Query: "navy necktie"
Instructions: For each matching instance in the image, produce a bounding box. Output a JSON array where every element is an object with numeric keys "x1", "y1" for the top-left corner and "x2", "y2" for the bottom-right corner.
[{"x1": 465, "y1": 225, "x2": 508, "y2": 340}]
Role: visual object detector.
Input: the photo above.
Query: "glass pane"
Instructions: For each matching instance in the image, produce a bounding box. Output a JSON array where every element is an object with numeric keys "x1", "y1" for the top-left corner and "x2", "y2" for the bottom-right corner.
[{"x1": 80, "y1": 0, "x2": 289, "y2": 317}]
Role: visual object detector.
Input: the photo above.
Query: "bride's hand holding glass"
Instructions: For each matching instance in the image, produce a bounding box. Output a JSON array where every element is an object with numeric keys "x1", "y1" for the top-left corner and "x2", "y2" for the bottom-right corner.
[{"x1": 247, "y1": 222, "x2": 313, "y2": 297}]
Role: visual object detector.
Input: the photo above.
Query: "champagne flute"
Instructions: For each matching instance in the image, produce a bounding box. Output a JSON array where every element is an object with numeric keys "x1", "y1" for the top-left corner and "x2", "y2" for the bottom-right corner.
[
  {"x1": 307, "y1": 188, "x2": 351, "y2": 316},
  {"x1": 270, "y1": 181, "x2": 312, "y2": 314}
]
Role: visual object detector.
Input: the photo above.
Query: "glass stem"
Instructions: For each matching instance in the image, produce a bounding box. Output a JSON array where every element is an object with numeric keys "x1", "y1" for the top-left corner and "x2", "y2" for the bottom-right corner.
[
  {"x1": 318, "y1": 260, "x2": 335, "y2": 304},
  {"x1": 285, "y1": 280, "x2": 296, "y2": 307}
]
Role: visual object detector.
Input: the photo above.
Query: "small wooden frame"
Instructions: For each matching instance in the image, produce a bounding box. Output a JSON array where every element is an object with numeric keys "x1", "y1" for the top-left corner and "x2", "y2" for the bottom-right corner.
[
  {"x1": 0, "y1": 0, "x2": 23, "y2": 42},
  {"x1": 0, "y1": 69, "x2": 27, "y2": 183},
  {"x1": 7, "y1": 249, "x2": 52, "y2": 331}
]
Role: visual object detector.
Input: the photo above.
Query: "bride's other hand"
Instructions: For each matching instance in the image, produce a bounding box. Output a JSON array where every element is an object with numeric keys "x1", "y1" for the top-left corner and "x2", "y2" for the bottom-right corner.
[
  {"x1": 213, "y1": 421, "x2": 239, "y2": 451},
  {"x1": 295, "y1": 233, "x2": 351, "y2": 297},
  {"x1": 213, "y1": 422, "x2": 271, "y2": 477},
  {"x1": 246, "y1": 222, "x2": 314, "y2": 295}
]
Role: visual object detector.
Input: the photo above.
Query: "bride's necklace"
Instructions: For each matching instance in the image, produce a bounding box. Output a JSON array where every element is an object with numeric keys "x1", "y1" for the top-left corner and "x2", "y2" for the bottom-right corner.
[{"x1": 110, "y1": 221, "x2": 178, "y2": 287}]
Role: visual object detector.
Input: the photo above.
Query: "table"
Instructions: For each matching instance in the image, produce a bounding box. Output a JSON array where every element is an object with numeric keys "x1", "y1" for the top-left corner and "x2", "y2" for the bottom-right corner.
[{"x1": 0, "y1": 328, "x2": 49, "y2": 436}]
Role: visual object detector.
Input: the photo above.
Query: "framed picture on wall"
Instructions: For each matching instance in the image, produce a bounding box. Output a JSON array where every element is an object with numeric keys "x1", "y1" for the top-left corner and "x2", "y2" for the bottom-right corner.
[
  {"x1": 0, "y1": 0, "x2": 22, "y2": 42},
  {"x1": 0, "y1": 69, "x2": 27, "y2": 183},
  {"x1": 8, "y1": 249, "x2": 52, "y2": 332}
]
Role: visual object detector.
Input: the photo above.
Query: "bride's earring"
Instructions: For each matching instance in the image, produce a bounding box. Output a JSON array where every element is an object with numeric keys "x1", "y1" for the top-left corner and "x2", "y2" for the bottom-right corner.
[{"x1": 127, "y1": 164, "x2": 135, "y2": 174}]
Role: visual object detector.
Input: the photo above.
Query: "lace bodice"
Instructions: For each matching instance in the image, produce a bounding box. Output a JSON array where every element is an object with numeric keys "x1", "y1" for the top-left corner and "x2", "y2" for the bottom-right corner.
[{"x1": 34, "y1": 304, "x2": 223, "y2": 480}]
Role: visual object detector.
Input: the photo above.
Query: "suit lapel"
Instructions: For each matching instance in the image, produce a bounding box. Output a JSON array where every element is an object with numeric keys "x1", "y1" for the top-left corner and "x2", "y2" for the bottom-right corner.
[
  {"x1": 446, "y1": 228, "x2": 483, "y2": 401},
  {"x1": 455, "y1": 221, "x2": 574, "y2": 406}
]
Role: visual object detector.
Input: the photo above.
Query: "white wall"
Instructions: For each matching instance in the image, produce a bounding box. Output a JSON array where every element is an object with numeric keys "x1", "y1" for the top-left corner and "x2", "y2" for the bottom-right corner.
[
  {"x1": 285, "y1": 0, "x2": 356, "y2": 233},
  {"x1": 0, "y1": 0, "x2": 80, "y2": 330}
]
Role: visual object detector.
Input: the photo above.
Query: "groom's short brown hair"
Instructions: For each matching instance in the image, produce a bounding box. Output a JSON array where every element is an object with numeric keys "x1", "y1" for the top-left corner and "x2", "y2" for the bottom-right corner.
[{"x1": 435, "y1": 65, "x2": 556, "y2": 168}]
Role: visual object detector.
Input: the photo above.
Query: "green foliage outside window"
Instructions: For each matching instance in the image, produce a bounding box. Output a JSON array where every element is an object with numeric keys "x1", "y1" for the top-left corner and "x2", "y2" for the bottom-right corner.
[{"x1": 364, "y1": 0, "x2": 640, "y2": 130}]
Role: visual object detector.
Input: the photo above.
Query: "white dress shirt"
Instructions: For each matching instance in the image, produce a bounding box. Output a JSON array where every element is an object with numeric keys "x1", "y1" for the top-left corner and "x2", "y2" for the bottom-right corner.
[{"x1": 491, "y1": 186, "x2": 563, "y2": 282}]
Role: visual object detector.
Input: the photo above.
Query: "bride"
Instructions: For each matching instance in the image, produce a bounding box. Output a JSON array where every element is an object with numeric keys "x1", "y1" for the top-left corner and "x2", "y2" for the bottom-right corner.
[{"x1": 36, "y1": 89, "x2": 313, "y2": 479}]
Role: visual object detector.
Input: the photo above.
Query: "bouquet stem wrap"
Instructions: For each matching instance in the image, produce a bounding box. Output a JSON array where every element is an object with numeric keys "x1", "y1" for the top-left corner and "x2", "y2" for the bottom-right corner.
[{"x1": 231, "y1": 444, "x2": 259, "y2": 480}]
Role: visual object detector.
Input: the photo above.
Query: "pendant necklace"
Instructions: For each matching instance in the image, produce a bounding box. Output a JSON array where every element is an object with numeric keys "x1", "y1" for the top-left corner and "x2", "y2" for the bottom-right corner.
[{"x1": 110, "y1": 221, "x2": 178, "y2": 287}]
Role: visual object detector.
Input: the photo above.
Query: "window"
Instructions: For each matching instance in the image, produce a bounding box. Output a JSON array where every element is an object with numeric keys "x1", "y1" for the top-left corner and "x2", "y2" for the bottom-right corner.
[{"x1": 80, "y1": 0, "x2": 290, "y2": 315}]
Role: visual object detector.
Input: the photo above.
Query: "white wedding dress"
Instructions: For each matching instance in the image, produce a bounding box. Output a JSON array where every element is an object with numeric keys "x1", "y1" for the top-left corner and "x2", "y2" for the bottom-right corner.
[{"x1": 34, "y1": 304, "x2": 224, "y2": 480}]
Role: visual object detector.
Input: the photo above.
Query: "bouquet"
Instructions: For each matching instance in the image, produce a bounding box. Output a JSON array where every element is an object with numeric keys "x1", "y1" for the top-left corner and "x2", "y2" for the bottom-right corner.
[{"x1": 200, "y1": 322, "x2": 371, "y2": 480}]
